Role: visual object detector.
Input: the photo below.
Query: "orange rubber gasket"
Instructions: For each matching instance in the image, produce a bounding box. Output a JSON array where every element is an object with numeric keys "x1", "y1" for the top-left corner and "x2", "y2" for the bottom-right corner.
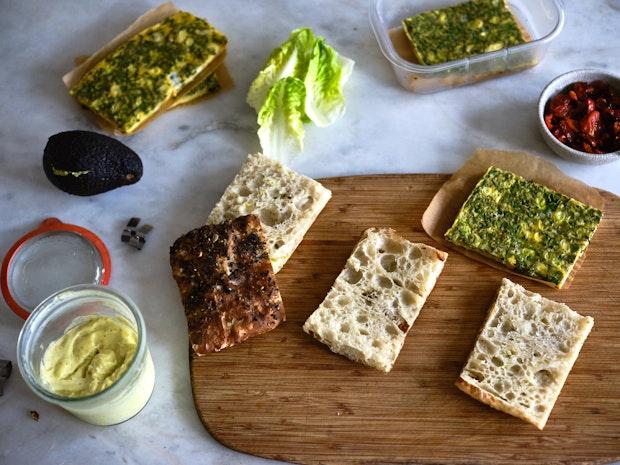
[{"x1": 1, "y1": 218, "x2": 111, "y2": 320}]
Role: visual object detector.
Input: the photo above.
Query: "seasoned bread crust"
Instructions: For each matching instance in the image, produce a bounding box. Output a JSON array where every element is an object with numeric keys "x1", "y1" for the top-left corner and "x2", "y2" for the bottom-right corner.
[{"x1": 170, "y1": 215, "x2": 285, "y2": 355}]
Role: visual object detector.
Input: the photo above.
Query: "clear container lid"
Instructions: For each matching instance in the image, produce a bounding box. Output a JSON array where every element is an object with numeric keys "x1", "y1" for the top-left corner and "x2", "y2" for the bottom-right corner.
[{"x1": 1, "y1": 218, "x2": 111, "y2": 319}]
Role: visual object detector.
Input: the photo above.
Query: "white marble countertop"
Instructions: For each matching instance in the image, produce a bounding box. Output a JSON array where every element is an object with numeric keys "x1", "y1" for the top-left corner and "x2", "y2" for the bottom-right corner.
[{"x1": 1, "y1": 1, "x2": 618, "y2": 464}]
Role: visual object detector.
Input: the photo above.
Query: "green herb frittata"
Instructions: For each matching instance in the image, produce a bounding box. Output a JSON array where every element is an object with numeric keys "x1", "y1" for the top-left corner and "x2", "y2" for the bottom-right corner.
[
  {"x1": 171, "y1": 72, "x2": 222, "y2": 107},
  {"x1": 445, "y1": 167, "x2": 602, "y2": 287},
  {"x1": 70, "y1": 11, "x2": 227, "y2": 134},
  {"x1": 402, "y1": 0, "x2": 526, "y2": 66}
]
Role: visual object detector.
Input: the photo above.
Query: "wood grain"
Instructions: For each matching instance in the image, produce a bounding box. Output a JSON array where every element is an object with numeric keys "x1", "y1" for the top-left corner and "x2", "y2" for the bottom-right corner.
[{"x1": 190, "y1": 174, "x2": 620, "y2": 465}]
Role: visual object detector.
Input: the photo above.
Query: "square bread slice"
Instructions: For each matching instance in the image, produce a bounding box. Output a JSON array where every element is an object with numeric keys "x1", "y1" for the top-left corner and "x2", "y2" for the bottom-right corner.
[
  {"x1": 207, "y1": 153, "x2": 332, "y2": 273},
  {"x1": 303, "y1": 228, "x2": 447, "y2": 372},
  {"x1": 456, "y1": 278, "x2": 594, "y2": 429},
  {"x1": 170, "y1": 215, "x2": 285, "y2": 355}
]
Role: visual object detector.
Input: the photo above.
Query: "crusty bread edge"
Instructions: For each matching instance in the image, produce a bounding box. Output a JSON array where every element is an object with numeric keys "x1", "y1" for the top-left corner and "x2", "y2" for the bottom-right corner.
[
  {"x1": 455, "y1": 375, "x2": 548, "y2": 430},
  {"x1": 455, "y1": 278, "x2": 595, "y2": 430},
  {"x1": 366, "y1": 227, "x2": 449, "y2": 264}
]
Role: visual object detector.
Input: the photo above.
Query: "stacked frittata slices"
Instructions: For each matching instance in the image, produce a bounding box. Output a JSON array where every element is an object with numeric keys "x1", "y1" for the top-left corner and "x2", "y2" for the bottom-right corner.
[{"x1": 69, "y1": 10, "x2": 229, "y2": 134}]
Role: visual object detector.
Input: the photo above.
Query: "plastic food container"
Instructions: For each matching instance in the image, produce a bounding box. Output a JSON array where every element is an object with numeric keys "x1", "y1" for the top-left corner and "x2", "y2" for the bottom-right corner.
[
  {"x1": 17, "y1": 285, "x2": 155, "y2": 425},
  {"x1": 369, "y1": 0, "x2": 565, "y2": 93}
]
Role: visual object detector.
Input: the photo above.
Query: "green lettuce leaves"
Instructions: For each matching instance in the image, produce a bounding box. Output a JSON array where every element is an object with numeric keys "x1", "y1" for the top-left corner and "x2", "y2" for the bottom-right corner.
[
  {"x1": 257, "y1": 77, "x2": 306, "y2": 160},
  {"x1": 304, "y1": 38, "x2": 355, "y2": 128},
  {"x1": 247, "y1": 28, "x2": 354, "y2": 162}
]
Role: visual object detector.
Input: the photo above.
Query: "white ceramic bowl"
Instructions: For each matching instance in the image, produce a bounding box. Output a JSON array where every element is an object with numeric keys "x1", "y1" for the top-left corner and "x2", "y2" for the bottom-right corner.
[{"x1": 538, "y1": 69, "x2": 620, "y2": 165}]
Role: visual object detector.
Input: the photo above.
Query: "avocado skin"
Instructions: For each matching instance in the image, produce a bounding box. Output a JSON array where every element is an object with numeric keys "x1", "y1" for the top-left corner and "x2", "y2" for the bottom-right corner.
[{"x1": 43, "y1": 130, "x2": 143, "y2": 196}]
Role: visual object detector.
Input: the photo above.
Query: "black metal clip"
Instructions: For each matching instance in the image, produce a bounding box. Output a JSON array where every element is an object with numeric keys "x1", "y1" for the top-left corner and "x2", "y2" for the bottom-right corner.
[{"x1": 121, "y1": 218, "x2": 153, "y2": 250}]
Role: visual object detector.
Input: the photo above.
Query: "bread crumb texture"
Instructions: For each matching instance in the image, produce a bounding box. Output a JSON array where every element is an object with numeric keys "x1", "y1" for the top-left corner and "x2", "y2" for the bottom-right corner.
[
  {"x1": 457, "y1": 278, "x2": 593, "y2": 429},
  {"x1": 207, "y1": 153, "x2": 332, "y2": 273},
  {"x1": 303, "y1": 228, "x2": 447, "y2": 372}
]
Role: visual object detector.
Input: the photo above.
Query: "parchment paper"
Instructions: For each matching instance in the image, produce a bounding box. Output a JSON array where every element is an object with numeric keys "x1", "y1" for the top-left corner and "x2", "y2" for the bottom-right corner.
[
  {"x1": 63, "y1": 2, "x2": 178, "y2": 89},
  {"x1": 388, "y1": 27, "x2": 417, "y2": 64},
  {"x1": 421, "y1": 149, "x2": 605, "y2": 288}
]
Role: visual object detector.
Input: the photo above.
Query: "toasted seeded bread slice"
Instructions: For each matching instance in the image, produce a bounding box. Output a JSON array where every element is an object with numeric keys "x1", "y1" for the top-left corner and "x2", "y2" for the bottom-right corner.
[
  {"x1": 170, "y1": 215, "x2": 285, "y2": 355},
  {"x1": 207, "y1": 153, "x2": 332, "y2": 273},
  {"x1": 456, "y1": 278, "x2": 593, "y2": 429},
  {"x1": 303, "y1": 228, "x2": 447, "y2": 372}
]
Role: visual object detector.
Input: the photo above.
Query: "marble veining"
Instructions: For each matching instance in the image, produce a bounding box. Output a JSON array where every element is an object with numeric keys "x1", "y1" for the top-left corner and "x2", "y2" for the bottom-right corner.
[{"x1": 0, "y1": 1, "x2": 618, "y2": 464}]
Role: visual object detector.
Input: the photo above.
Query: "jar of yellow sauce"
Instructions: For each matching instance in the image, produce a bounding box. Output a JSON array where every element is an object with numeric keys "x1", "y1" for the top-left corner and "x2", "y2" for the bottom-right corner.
[{"x1": 17, "y1": 284, "x2": 155, "y2": 425}]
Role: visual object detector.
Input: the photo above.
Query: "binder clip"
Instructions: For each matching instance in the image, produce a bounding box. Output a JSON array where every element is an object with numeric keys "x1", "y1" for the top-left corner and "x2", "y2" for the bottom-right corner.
[{"x1": 121, "y1": 218, "x2": 153, "y2": 250}]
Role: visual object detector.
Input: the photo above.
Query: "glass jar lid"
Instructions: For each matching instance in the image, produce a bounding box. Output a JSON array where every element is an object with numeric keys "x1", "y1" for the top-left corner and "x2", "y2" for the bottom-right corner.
[{"x1": 1, "y1": 218, "x2": 111, "y2": 319}]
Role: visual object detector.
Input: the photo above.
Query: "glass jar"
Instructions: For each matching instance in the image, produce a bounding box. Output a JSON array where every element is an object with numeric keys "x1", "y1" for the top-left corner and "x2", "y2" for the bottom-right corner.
[{"x1": 17, "y1": 284, "x2": 155, "y2": 425}]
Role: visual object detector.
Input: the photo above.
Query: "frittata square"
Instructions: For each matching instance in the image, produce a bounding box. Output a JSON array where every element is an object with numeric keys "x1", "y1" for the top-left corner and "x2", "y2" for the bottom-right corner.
[
  {"x1": 445, "y1": 167, "x2": 602, "y2": 288},
  {"x1": 402, "y1": 0, "x2": 526, "y2": 66},
  {"x1": 70, "y1": 11, "x2": 227, "y2": 134}
]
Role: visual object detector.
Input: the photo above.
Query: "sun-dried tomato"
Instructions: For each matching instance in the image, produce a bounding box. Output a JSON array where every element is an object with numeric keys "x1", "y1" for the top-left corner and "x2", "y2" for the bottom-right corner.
[
  {"x1": 564, "y1": 118, "x2": 578, "y2": 133},
  {"x1": 580, "y1": 111, "x2": 601, "y2": 138},
  {"x1": 549, "y1": 94, "x2": 571, "y2": 118},
  {"x1": 544, "y1": 113, "x2": 554, "y2": 129},
  {"x1": 544, "y1": 79, "x2": 620, "y2": 154},
  {"x1": 572, "y1": 82, "x2": 587, "y2": 99}
]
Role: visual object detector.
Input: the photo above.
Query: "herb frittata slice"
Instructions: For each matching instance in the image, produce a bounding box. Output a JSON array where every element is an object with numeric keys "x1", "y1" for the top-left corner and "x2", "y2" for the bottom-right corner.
[
  {"x1": 445, "y1": 167, "x2": 602, "y2": 288},
  {"x1": 170, "y1": 72, "x2": 222, "y2": 107},
  {"x1": 402, "y1": 0, "x2": 526, "y2": 66},
  {"x1": 70, "y1": 11, "x2": 227, "y2": 134}
]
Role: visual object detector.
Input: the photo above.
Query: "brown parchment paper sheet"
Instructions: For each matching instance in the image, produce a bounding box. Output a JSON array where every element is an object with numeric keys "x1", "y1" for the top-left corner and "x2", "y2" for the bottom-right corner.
[
  {"x1": 63, "y1": 2, "x2": 178, "y2": 89},
  {"x1": 421, "y1": 149, "x2": 606, "y2": 288},
  {"x1": 62, "y1": 2, "x2": 228, "y2": 135},
  {"x1": 388, "y1": 27, "x2": 417, "y2": 63}
]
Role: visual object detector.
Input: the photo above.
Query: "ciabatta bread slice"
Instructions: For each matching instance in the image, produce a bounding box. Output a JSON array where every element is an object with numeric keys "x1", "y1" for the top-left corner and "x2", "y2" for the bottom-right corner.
[
  {"x1": 170, "y1": 215, "x2": 285, "y2": 355},
  {"x1": 456, "y1": 278, "x2": 594, "y2": 429},
  {"x1": 207, "y1": 153, "x2": 331, "y2": 273},
  {"x1": 303, "y1": 228, "x2": 447, "y2": 372}
]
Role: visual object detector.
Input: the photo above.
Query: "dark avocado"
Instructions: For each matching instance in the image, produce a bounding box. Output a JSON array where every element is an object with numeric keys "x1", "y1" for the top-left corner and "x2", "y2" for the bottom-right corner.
[{"x1": 43, "y1": 130, "x2": 143, "y2": 196}]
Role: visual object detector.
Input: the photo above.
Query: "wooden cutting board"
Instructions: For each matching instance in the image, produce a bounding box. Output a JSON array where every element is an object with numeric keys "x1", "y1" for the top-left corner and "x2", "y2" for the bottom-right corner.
[{"x1": 190, "y1": 174, "x2": 620, "y2": 465}]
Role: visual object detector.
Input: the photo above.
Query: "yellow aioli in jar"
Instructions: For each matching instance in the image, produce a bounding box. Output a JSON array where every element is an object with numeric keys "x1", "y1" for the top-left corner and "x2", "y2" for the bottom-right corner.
[{"x1": 40, "y1": 315, "x2": 137, "y2": 397}]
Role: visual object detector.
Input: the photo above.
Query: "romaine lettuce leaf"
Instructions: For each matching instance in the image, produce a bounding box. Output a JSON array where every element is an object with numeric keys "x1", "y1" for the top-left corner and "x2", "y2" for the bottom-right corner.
[
  {"x1": 249, "y1": 28, "x2": 355, "y2": 161},
  {"x1": 304, "y1": 38, "x2": 355, "y2": 128},
  {"x1": 247, "y1": 28, "x2": 316, "y2": 112},
  {"x1": 257, "y1": 77, "x2": 306, "y2": 162}
]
